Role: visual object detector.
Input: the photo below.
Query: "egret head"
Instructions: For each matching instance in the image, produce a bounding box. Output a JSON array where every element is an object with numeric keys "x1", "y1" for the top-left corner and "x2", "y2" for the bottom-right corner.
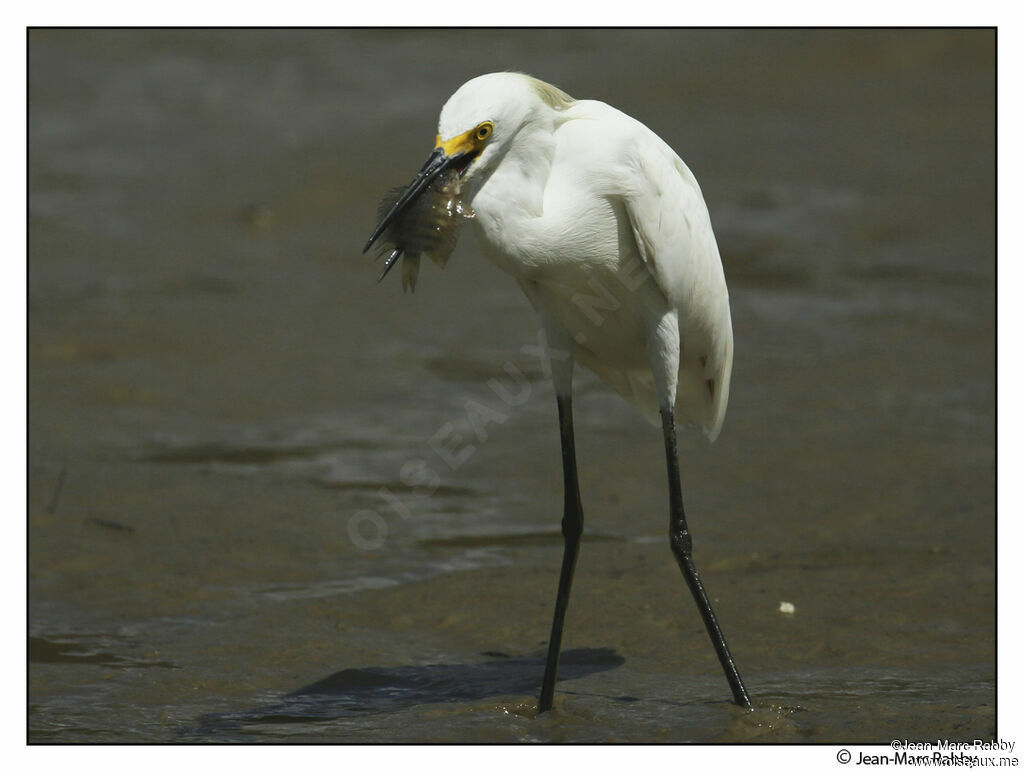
[
  {"x1": 364, "y1": 73, "x2": 573, "y2": 254},
  {"x1": 436, "y1": 72, "x2": 571, "y2": 181}
]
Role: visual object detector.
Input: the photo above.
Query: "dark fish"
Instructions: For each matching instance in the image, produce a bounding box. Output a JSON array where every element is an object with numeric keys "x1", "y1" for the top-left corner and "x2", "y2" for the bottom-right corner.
[{"x1": 372, "y1": 169, "x2": 474, "y2": 292}]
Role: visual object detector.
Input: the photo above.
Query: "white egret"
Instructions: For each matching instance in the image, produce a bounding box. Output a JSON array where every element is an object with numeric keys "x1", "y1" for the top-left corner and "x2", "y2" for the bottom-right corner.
[{"x1": 364, "y1": 72, "x2": 750, "y2": 713}]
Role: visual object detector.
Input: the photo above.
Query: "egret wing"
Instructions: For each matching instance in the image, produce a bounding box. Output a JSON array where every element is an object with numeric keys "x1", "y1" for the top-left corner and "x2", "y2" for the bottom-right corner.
[{"x1": 618, "y1": 134, "x2": 733, "y2": 440}]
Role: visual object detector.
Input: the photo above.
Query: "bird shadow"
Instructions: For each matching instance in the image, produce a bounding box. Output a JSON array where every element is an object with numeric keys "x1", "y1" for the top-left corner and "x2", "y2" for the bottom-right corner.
[{"x1": 188, "y1": 647, "x2": 624, "y2": 738}]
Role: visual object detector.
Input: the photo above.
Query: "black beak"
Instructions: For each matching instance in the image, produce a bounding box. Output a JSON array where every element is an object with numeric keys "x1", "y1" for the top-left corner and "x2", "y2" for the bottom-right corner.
[{"x1": 362, "y1": 148, "x2": 468, "y2": 254}]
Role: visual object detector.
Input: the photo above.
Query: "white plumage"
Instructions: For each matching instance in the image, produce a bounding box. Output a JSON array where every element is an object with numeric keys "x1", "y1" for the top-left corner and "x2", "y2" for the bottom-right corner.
[
  {"x1": 439, "y1": 72, "x2": 732, "y2": 439},
  {"x1": 363, "y1": 72, "x2": 750, "y2": 713}
]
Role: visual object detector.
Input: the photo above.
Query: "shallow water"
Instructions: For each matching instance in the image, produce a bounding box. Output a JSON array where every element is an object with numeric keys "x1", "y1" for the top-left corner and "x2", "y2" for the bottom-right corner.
[{"x1": 28, "y1": 29, "x2": 995, "y2": 742}]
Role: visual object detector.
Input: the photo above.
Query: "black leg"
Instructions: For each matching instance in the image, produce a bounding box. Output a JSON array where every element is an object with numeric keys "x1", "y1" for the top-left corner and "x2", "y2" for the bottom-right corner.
[
  {"x1": 538, "y1": 393, "x2": 584, "y2": 713},
  {"x1": 662, "y1": 407, "x2": 751, "y2": 707}
]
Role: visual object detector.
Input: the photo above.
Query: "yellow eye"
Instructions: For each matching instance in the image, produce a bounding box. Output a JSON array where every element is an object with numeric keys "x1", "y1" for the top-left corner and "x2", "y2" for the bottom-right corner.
[{"x1": 475, "y1": 122, "x2": 493, "y2": 142}]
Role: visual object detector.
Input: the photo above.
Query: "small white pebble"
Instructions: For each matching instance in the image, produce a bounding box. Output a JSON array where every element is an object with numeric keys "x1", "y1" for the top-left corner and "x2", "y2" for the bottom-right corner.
[{"x1": 778, "y1": 601, "x2": 796, "y2": 614}]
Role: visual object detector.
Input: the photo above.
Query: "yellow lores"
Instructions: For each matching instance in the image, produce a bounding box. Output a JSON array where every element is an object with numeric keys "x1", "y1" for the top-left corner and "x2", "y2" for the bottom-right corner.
[{"x1": 435, "y1": 120, "x2": 493, "y2": 157}]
